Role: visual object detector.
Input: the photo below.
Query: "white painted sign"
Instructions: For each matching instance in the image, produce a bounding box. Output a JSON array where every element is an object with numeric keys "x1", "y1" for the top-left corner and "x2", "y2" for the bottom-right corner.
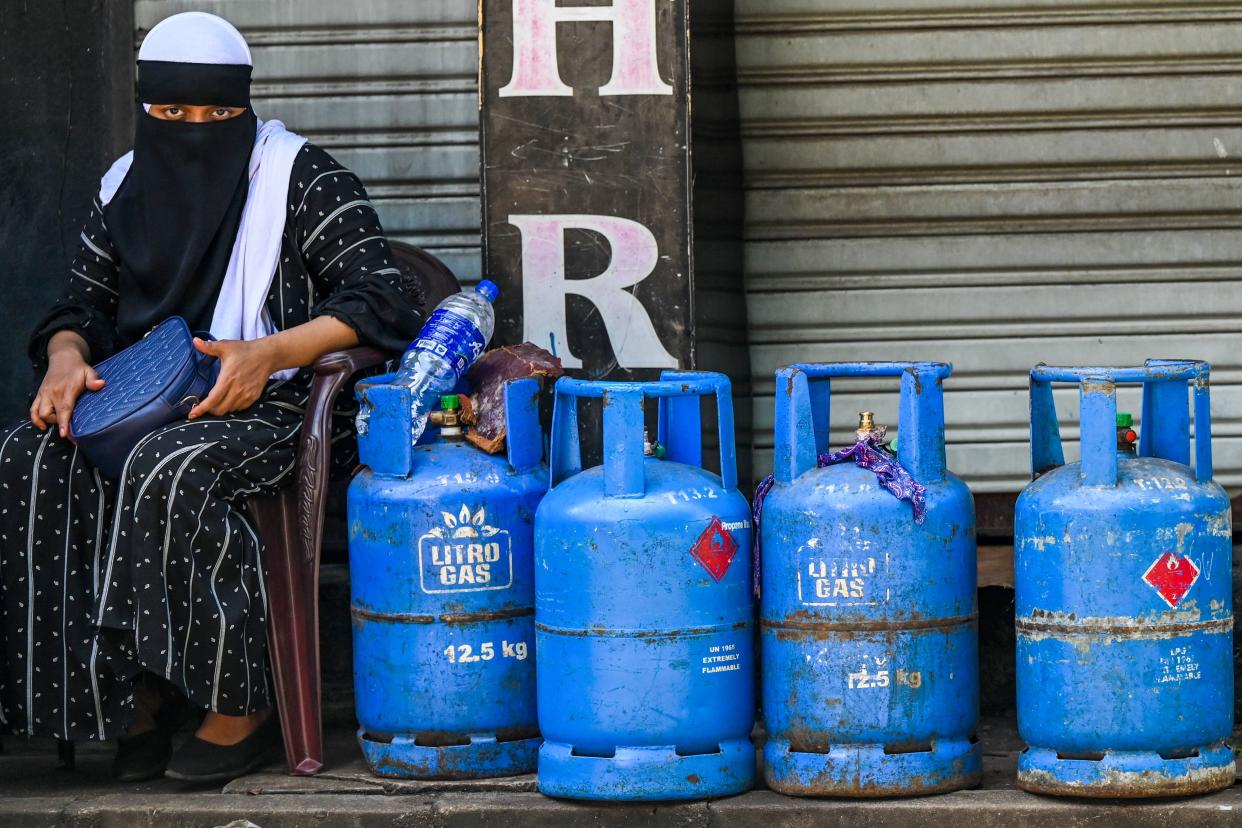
[
  {"x1": 418, "y1": 504, "x2": 514, "y2": 593},
  {"x1": 499, "y1": 0, "x2": 673, "y2": 97},
  {"x1": 511, "y1": 213, "x2": 678, "y2": 369}
]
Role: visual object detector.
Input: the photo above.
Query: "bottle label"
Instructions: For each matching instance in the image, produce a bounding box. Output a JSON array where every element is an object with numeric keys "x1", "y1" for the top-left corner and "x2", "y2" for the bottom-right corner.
[{"x1": 409, "y1": 308, "x2": 487, "y2": 378}]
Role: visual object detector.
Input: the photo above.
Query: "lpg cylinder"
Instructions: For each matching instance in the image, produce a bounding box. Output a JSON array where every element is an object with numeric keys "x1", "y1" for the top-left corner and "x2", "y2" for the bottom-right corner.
[
  {"x1": 1015, "y1": 361, "x2": 1234, "y2": 797},
  {"x1": 347, "y1": 376, "x2": 546, "y2": 779},
  {"x1": 760, "y1": 362, "x2": 980, "y2": 796},
  {"x1": 535, "y1": 371, "x2": 755, "y2": 800}
]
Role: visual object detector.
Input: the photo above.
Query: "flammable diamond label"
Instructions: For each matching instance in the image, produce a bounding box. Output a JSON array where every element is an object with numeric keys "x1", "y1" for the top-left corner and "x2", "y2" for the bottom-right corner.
[
  {"x1": 1142, "y1": 551, "x2": 1200, "y2": 608},
  {"x1": 690, "y1": 516, "x2": 738, "y2": 581}
]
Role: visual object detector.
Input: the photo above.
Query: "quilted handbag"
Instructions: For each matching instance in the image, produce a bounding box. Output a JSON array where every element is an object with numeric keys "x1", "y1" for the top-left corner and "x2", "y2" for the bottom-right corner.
[{"x1": 70, "y1": 316, "x2": 220, "y2": 479}]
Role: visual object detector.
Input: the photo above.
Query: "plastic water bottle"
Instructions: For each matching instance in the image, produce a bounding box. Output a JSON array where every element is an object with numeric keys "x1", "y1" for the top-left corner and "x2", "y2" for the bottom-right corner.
[{"x1": 383, "y1": 280, "x2": 498, "y2": 444}]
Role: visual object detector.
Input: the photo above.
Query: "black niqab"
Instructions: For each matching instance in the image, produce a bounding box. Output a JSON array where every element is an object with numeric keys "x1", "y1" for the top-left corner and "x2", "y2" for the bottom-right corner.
[{"x1": 104, "y1": 60, "x2": 255, "y2": 345}]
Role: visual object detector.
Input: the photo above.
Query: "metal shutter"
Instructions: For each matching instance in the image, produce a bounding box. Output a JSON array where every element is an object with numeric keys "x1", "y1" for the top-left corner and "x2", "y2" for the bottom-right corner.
[
  {"x1": 736, "y1": 0, "x2": 1242, "y2": 491},
  {"x1": 134, "y1": 0, "x2": 481, "y2": 283}
]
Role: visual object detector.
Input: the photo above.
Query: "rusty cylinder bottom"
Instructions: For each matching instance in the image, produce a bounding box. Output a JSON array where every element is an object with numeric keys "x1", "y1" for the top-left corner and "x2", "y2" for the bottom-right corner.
[
  {"x1": 764, "y1": 737, "x2": 981, "y2": 798},
  {"x1": 1016, "y1": 744, "x2": 1236, "y2": 799},
  {"x1": 357, "y1": 728, "x2": 539, "y2": 781}
]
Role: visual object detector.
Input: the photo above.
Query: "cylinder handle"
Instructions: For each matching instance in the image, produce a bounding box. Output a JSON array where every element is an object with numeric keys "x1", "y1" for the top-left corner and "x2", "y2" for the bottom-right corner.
[
  {"x1": 1027, "y1": 360, "x2": 1211, "y2": 485},
  {"x1": 549, "y1": 371, "x2": 737, "y2": 496}
]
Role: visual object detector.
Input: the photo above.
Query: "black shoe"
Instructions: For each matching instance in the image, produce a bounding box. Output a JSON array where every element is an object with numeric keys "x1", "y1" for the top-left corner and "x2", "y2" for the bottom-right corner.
[
  {"x1": 112, "y1": 728, "x2": 173, "y2": 782},
  {"x1": 164, "y1": 713, "x2": 283, "y2": 784},
  {"x1": 111, "y1": 686, "x2": 190, "y2": 782}
]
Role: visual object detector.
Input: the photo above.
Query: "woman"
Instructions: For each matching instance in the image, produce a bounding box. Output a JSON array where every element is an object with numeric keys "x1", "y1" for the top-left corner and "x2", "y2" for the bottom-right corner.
[{"x1": 0, "y1": 13, "x2": 423, "y2": 783}]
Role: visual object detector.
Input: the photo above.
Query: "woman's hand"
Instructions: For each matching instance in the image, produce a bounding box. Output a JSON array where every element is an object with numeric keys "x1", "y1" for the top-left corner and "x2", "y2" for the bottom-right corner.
[
  {"x1": 188, "y1": 338, "x2": 280, "y2": 420},
  {"x1": 32, "y1": 332, "x2": 105, "y2": 437},
  {"x1": 187, "y1": 318, "x2": 361, "y2": 420}
]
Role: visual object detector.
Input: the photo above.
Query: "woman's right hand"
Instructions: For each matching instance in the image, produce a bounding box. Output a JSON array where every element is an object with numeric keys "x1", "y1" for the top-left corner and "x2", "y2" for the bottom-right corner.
[{"x1": 31, "y1": 332, "x2": 105, "y2": 437}]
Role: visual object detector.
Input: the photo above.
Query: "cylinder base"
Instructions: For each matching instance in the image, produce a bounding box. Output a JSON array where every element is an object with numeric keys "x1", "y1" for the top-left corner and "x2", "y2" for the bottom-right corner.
[
  {"x1": 1017, "y1": 743, "x2": 1235, "y2": 798},
  {"x1": 357, "y1": 729, "x2": 539, "y2": 780},
  {"x1": 537, "y1": 737, "x2": 755, "y2": 801},
  {"x1": 764, "y1": 737, "x2": 981, "y2": 797}
]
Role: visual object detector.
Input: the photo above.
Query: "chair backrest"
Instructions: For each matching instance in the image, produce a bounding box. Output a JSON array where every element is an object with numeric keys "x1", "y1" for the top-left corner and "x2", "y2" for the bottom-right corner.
[{"x1": 389, "y1": 240, "x2": 461, "y2": 311}]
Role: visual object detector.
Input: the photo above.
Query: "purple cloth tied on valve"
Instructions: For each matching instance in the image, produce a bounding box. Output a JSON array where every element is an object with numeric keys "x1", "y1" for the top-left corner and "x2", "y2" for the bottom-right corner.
[{"x1": 751, "y1": 428, "x2": 927, "y2": 596}]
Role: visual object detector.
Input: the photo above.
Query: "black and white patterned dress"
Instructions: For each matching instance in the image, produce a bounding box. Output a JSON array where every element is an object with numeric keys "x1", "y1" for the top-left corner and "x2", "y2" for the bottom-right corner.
[{"x1": 0, "y1": 144, "x2": 424, "y2": 741}]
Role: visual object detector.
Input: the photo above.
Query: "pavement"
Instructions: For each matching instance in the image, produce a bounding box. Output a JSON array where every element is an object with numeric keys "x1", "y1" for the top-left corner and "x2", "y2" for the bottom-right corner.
[{"x1": 2, "y1": 718, "x2": 1241, "y2": 827}]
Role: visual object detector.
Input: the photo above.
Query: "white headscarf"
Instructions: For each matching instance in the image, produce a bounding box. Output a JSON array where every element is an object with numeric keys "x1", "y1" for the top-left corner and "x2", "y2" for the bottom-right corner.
[
  {"x1": 100, "y1": 12, "x2": 305, "y2": 380},
  {"x1": 138, "y1": 11, "x2": 253, "y2": 64}
]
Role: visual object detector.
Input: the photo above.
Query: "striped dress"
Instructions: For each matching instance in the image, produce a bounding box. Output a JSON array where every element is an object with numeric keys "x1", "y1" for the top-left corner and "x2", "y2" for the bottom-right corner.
[{"x1": 0, "y1": 144, "x2": 423, "y2": 741}]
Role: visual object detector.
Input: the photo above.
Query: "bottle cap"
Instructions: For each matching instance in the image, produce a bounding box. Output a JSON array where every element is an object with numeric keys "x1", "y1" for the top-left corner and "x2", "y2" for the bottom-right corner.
[
  {"x1": 440, "y1": 395, "x2": 460, "y2": 410},
  {"x1": 1116, "y1": 412, "x2": 1133, "y2": 428},
  {"x1": 475, "y1": 279, "x2": 499, "y2": 303}
]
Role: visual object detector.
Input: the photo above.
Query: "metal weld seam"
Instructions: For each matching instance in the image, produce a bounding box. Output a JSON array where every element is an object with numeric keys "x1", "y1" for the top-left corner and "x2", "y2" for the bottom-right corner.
[
  {"x1": 351, "y1": 606, "x2": 535, "y2": 625},
  {"x1": 1017, "y1": 617, "x2": 1232, "y2": 636},
  {"x1": 535, "y1": 620, "x2": 752, "y2": 638},
  {"x1": 761, "y1": 613, "x2": 977, "y2": 632}
]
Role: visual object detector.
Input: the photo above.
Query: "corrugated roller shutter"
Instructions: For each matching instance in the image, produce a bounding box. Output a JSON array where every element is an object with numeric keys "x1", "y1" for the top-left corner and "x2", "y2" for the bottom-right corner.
[
  {"x1": 736, "y1": 0, "x2": 1242, "y2": 492},
  {"x1": 133, "y1": 0, "x2": 480, "y2": 283}
]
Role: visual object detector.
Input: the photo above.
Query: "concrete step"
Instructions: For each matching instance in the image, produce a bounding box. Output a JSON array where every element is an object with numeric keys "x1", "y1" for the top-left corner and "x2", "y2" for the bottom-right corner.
[
  {"x1": 5, "y1": 784, "x2": 1242, "y2": 828},
  {"x1": 2, "y1": 719, "x2": 1240, "y2": 827}
]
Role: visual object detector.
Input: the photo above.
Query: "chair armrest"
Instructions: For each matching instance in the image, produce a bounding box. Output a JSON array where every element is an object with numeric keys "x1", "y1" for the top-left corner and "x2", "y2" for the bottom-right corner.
[
  {"x1": 311, "y1": 346, "x2": 394, "y2": 380},
  {"x1": 293, "y1": 346, "x2": 397, "y2": 565}
]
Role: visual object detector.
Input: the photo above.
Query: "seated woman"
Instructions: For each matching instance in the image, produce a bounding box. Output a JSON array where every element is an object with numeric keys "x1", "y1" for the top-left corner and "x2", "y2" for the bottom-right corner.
[{"x1": 0, "y1": 12, "x2": 423, "y2": 783}]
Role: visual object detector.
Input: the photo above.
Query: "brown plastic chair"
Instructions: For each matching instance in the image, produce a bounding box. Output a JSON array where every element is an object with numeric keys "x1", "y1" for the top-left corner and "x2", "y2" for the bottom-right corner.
[{"x1": 249, "y1": 241, "x2": 459, "y2": 775}]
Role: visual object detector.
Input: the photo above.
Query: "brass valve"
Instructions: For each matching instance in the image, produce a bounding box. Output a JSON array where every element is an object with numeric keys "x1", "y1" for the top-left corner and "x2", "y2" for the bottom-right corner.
[
  {"x1": 428, "y1": 409, "x2": 460, "y2": 428},
  {"x1": 429, "y1": 395, "x2": 464, "y2": 439},
  {"x1": 856, "y1": 410, "x2": 882, "y2": 441}
]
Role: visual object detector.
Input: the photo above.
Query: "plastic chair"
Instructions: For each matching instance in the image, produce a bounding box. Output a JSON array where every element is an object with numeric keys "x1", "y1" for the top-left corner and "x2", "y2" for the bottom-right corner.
[{"x1": 249, "y1": 241, "x2": 458, "y2": 775}]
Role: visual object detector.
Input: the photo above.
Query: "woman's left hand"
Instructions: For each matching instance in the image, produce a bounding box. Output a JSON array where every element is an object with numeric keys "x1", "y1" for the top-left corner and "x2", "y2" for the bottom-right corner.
[{"x1": 188, "y1": 337, "x2": 279, "y2": 420}]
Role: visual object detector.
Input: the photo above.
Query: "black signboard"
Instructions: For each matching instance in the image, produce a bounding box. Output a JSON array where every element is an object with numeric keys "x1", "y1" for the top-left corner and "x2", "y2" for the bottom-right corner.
[
  {"x1": 479, "y1": 0, "x2": 749, "y2": 478},
  {"x1": 480, "y1": 0, "x2": 692, "y2": 379}
]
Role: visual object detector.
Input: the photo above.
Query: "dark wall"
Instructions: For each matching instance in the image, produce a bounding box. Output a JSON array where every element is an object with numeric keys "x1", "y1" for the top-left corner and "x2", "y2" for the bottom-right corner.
[{"x1": 0, "y1": 1, "x2": 133, "y2": 417}]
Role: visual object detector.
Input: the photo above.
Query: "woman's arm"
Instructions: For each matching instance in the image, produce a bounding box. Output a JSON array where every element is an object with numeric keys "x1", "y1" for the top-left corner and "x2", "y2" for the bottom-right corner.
[
  {"x1": 187, "y1": 316, "x2": 360, "y2": 420},
  {"x1": 30, "y1": 200, "x2": 122, "y2": 434},
  {"x1": 187, "y1": 144, "x2": 424, "y2": 420},
  {"x1": 290, "y1": 144, "x2": 425, "y2": 354}
]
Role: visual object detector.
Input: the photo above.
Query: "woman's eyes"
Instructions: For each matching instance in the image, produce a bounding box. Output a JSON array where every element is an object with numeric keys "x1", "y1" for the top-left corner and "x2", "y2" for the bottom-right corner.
[{"x1": 150, "y1": 105, "x2": 242, "y2": 121}]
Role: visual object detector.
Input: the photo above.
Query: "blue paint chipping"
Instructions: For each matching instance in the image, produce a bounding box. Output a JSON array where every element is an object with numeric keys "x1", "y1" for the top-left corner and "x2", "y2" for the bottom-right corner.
[
  {"x1": 535, "y1": 371, "x2": 756, "y2": 801},
  {"x1": 348, "y1": 375, "x2": 547, "y2": 779},
  {"x1": 759, "y1": 362, "x2": 981, "y2": 797},
  {"x1": 1016, "y1": 360, "x2": 1235, "y2": 798}
]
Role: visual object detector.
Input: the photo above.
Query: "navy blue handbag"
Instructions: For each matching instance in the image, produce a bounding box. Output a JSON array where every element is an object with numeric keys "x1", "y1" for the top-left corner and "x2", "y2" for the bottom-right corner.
[{"x1": 70, "y1": 316, "x2": 220, "y2": 479}]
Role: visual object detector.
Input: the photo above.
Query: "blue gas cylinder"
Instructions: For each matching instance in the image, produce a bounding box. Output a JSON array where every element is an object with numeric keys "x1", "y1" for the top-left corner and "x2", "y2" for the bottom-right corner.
[
  {"x1": 535, "y1": 371, "x2": 755, "y2": 801},
  {"x1": 347, "y1": 376, "x2": 547, "y2": 779},
  {"x1": 1015, "y1": 361, "x2": 1234, "y2": 797},
  {"x1": 759, "y1": 362, "x2": 980, "y2": 796}
]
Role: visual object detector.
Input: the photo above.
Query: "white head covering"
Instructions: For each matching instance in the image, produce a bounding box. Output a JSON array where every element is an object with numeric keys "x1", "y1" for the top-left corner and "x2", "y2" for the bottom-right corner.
[
  {"x1": 136, "y1": 13, "x2": 252, "y2": 113},
  {"x1": 101, "y1": 12, "x2": 307, "y2": 380},
  {"x1": 137, "y1": 12, "x2": 252, "y2": 67}
]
